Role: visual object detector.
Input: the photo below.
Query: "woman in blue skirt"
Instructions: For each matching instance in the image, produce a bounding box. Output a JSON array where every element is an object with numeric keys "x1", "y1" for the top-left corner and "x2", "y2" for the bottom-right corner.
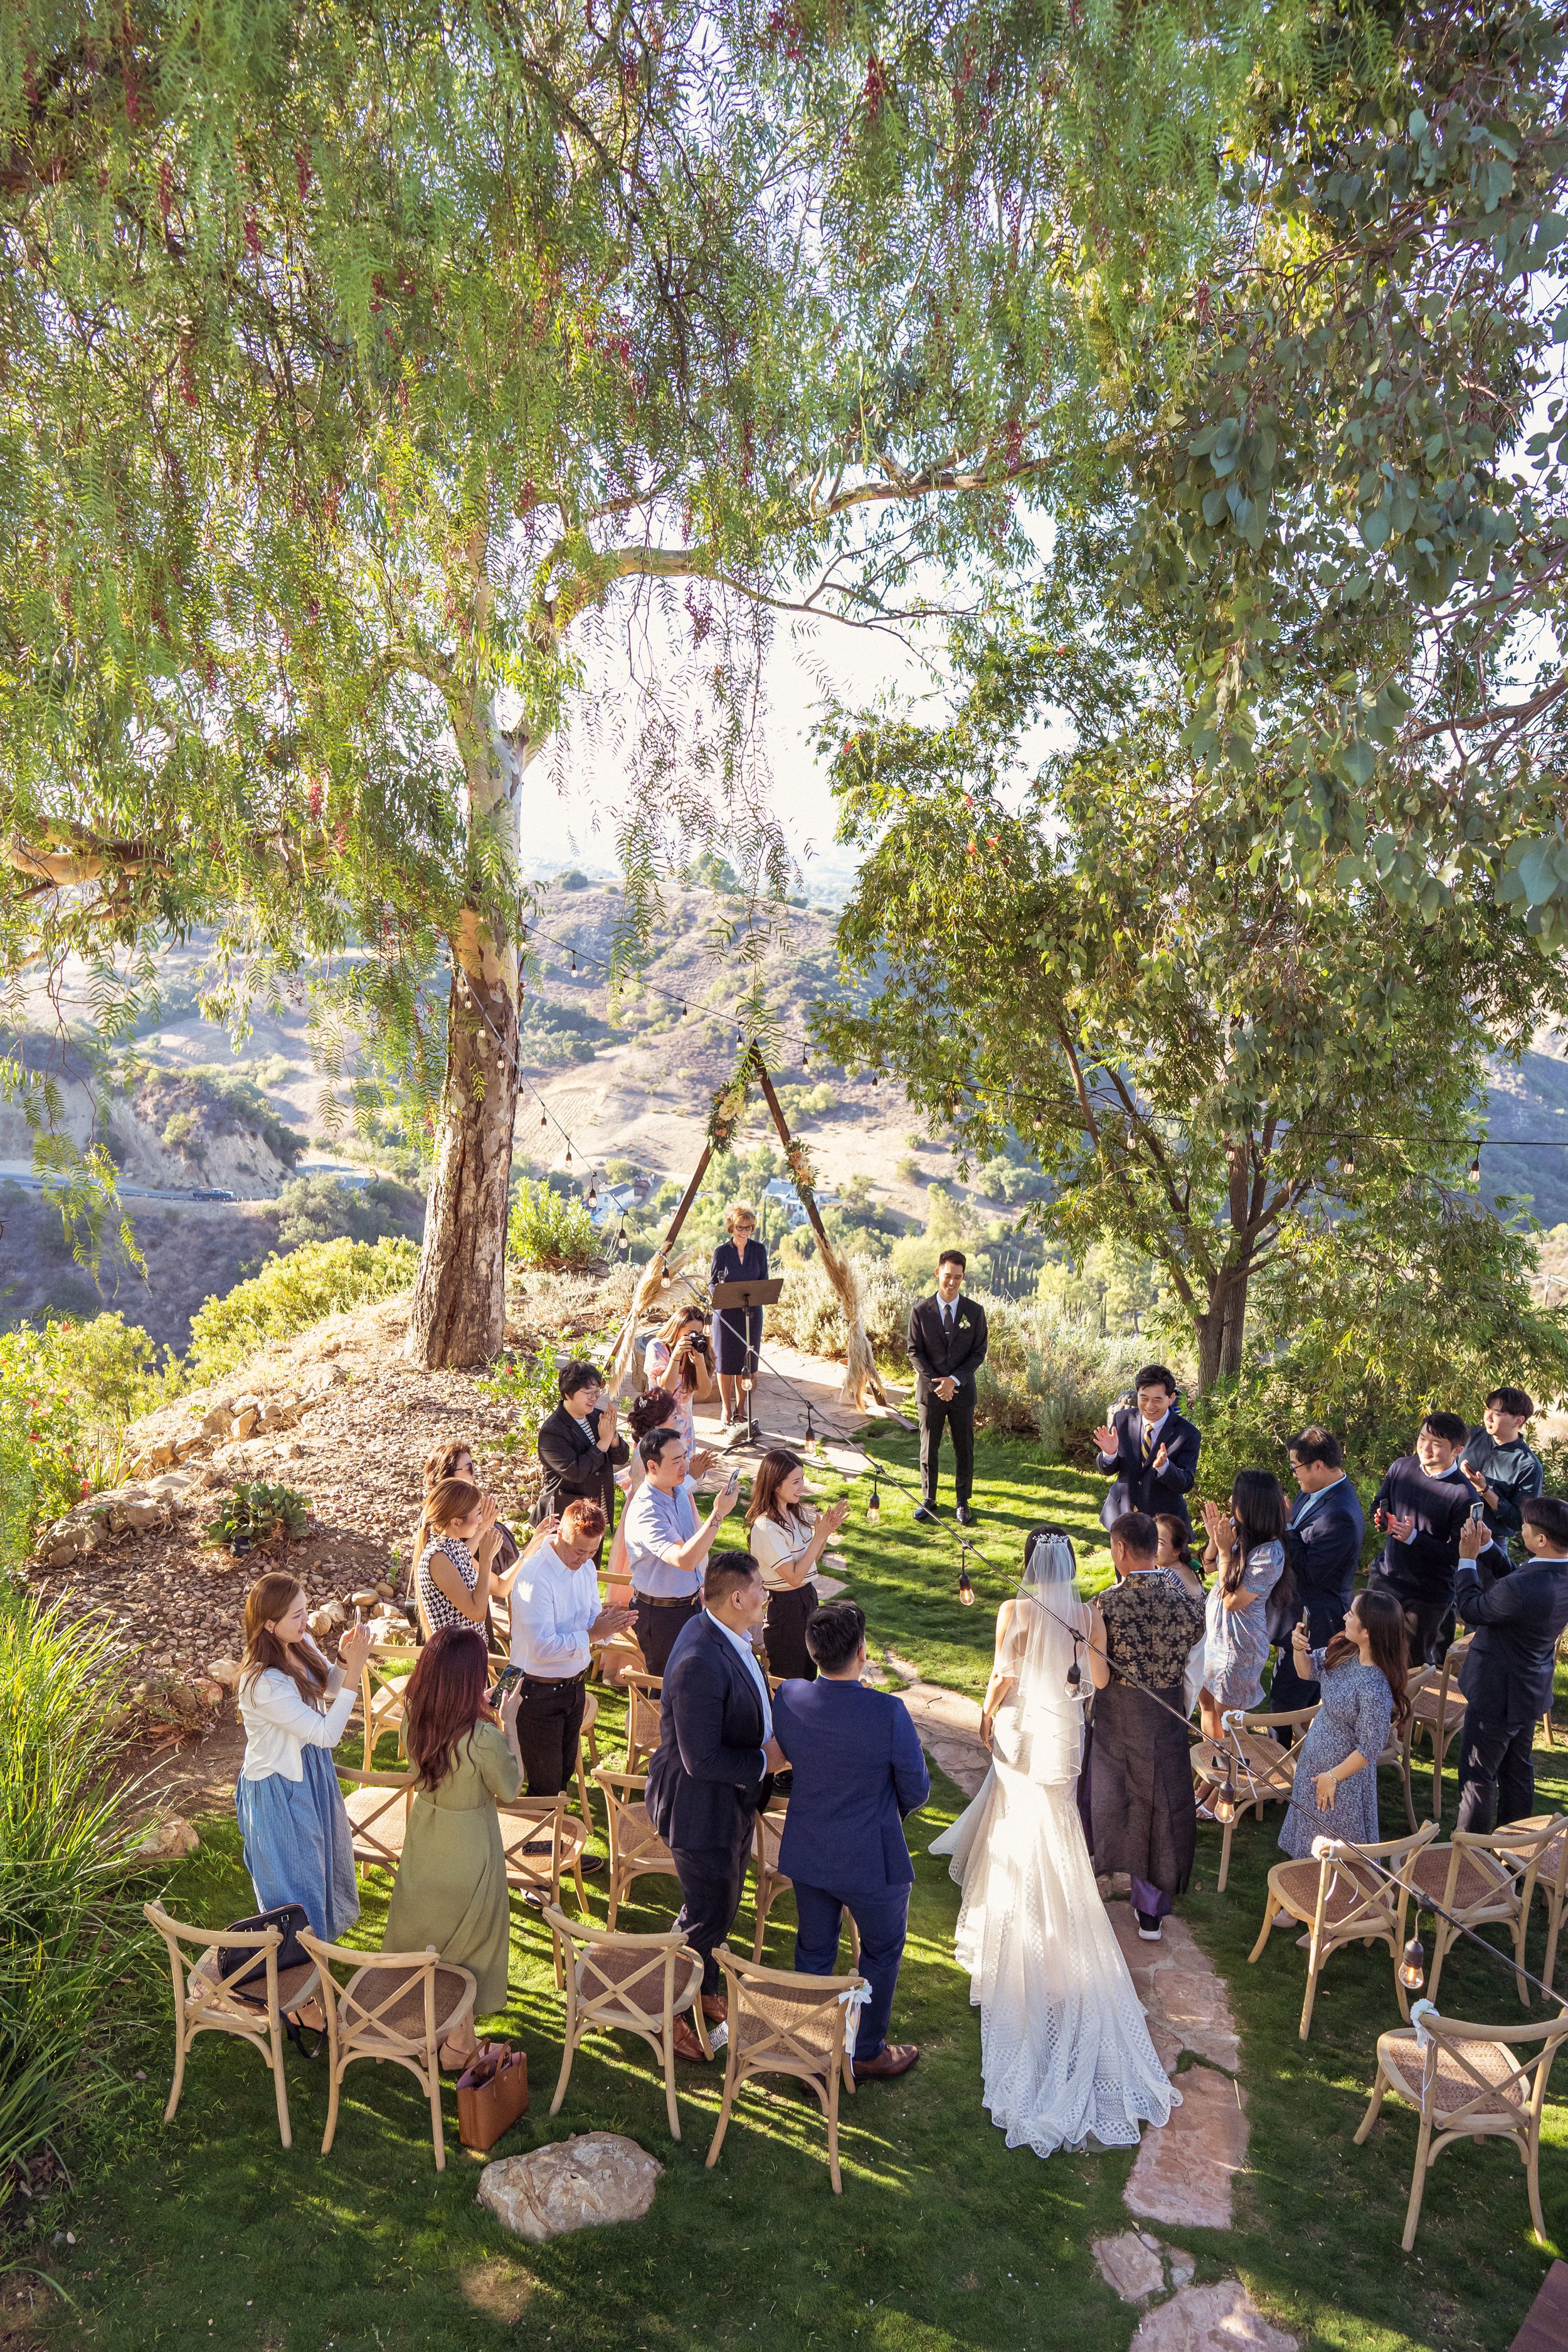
[{"x1": 235, "y1": 1572, "x2": 374, "y2": 1960}]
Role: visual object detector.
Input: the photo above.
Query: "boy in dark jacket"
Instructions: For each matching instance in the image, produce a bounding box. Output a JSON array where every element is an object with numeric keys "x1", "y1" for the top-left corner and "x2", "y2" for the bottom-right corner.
[
  {"x1": 1367, "y1": 1411, "x2": 1475, "y2": 1665},
  {"x1": 1461, "y1": 1385, "x2": 1545, "y2": 1560}
]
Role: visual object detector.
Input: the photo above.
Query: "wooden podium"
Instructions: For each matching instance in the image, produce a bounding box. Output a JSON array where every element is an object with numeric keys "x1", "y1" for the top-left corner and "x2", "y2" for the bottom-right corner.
[{"x1": 711, "y1": 1276, "x2": 785, "y2": 1446}]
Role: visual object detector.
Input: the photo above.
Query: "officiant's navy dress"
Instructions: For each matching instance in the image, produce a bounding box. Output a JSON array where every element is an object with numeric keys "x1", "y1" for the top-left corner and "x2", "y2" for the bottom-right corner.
[{"x1": 711, "y1": 1236, "x2": 768, "y2": 1377}]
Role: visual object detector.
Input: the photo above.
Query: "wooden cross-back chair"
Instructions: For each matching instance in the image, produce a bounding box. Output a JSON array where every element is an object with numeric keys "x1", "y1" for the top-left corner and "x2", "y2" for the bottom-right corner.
[
  {"x1": 495, "y1": 1792, "x2": 590, "y2": 1981},
  {"x1": 1192, "y1": 1704, "x2": 1318, "y2": 1894},
  {"x1": 576, "y1": 1687, "x2": 601, "y2": 1827},
  {"x1": 749, "y1": 1805, "x2": 861, "y2": 1968},
  {"x1": 300, "y1": 1933, "x2": 476, "y2": 2173},
  {"x1": 1355, "y1": 2004, "x2": 1568, "y2": 2249},
  {"x1": 619, "y1": 1671, "x2": 664, "y2": 1774},
  {"x1": 543, "y1": 1906, "x2": 711, "y2": 2139},
  {"x1": 336, "y1": 1764, "x2": 416, "y2": 1878},
  {"x1": 706, "y1": 1947, "x2": 868, "y2": 2194},
  {"x1": 143, "y1": 1902, "x2": 319, "y2": 2151},
  {"x1": 593, "y1": 1766, "x2": 682, "y2": 1927},
  {"x1": 1499, "y1": 1814, "x2": 1568, "y2": 1994},
  {"x1": 1249, "y1": 1820, "x2": 1439, "y2": 2038},
  {"x1": 1401, "y1": 1643, "x2": 1471, "y2": 1826},
  {"x1": 354, "y1": 1643, "x2": 416, "y2": 1772},
  {"x1": 1407, "y1": 1820, "x2": 1565, "y2": 2009}
]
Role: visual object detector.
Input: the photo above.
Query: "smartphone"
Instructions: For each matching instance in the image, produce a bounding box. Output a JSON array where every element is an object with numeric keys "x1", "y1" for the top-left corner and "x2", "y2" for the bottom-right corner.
[
  {"x1": 487, "y1": 1663, "x2": 524, "y2": 1708},
  {"x1": 1470, "y1": 1500, "x2": 1487, "y2": 1524}
]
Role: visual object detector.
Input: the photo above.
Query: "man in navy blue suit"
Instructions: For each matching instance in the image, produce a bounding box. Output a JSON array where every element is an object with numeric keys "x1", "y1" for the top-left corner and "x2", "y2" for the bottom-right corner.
[
  {"x1": 646, "y1": 1551, "x2": 787, "y2": 2063},
  {"x1": 1453, "y1": 1498, "x2": 1568, "y2": 1832},
  {"x1": 1270, "y1": 1425, "x2": 1366, "y2": 1714},
  {"x1": 771, "y1": 1601, "x2": 930, "y2": 2082},
  {"x1": 1092, "y1": 1365, "x2": 1201, "y2": 1535}
]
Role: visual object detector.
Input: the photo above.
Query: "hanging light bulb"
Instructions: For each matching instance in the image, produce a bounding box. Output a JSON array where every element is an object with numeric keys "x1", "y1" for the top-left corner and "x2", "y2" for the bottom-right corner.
[
  {"x1": 1125, "y1": 1117, "x2": 1136, "y2": 1150},
  {"x1": 1213, "y1": 1757, "x2": 1238, "y2": 1826},
  {"x1": 801, "y1": 1043, "x2": 810, "y2": 1067},
  {"x1": 617, "y1": 1217, "x2": 628, "y2": 1256},
  {"x1": 866, "y1": 1480, "x2": 881, "y2": 1527},
  {"x1": 1470, "y1": 1143, "x2": 1481, "y2": 1181},
  {"x1": 956, "y1": 1565, "x2": 975, "y2": 1607},
  {"x1": 539, "y1": 1108, "x2": 548, "y2": 1129},
  {"x1": 588, "y1": 1179, "x2": 598, "y2": 1207},
  {"x1": 1399, "y1": 1935, "x2": 1426, "y2": 1991},
  {"x1": 1342, "y1": 1138, "x2": 1356, "y2": 1179},
  {"x1": 564, "y1": 1145, "x2": 573, "y2": 1168},
  {"x1": 1064, "y1": 1656, "x2": 1083, "y2": 1702},
  {"x1": 569, "y1": 949, "x2": 578, "y2": 974}
]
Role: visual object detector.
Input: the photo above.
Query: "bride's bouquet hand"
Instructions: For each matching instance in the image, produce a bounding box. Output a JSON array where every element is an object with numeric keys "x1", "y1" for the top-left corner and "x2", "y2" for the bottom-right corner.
[{"x1": 980, "y1": 1710, "x2": 995, "y2": 1751}]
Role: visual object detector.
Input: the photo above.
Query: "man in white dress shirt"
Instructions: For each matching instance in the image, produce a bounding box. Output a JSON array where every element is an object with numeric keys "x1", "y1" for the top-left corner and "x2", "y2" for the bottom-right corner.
[{"x1": 505, "y1": 1499, "x2": 632, "y2": 1800}]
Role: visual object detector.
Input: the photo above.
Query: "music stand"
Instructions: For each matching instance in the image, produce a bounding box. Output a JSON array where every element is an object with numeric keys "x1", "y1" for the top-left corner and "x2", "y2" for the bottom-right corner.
[{"x1": 710, "y1": 1277, "x2": 785, "y2": 1448}]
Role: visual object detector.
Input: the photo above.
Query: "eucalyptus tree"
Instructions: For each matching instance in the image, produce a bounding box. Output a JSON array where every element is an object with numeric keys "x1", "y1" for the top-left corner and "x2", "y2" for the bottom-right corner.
[
  {"x1": 816, "y1": 528, "x2": 1568, "y2": 1389},
  {"x1": 0, "y1": 0, "x2": 1322, "y2": 1362}
]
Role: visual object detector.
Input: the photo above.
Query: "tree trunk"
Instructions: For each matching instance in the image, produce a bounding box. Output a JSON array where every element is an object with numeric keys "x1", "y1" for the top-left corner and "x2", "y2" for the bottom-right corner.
[
  {"x1": 1192, "y1": 1264, "x2": 1251, "y2": 1394},
  {"x1": 405, "y1": 721, "x2": 527, "y2": 1369}
]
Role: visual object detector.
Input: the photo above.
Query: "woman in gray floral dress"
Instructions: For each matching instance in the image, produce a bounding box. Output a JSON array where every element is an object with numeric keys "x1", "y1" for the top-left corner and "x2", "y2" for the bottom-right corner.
[
  {"x1": 1199, "y1": 1470, "x2": 1289, "y2": 1737},
  {"x1": 1279, "y1": 1586, "x2": 1411, "y2": 1858},
  {"x1": 1088, "y1": 1517, "x2": 1207, "y2": 1940}
]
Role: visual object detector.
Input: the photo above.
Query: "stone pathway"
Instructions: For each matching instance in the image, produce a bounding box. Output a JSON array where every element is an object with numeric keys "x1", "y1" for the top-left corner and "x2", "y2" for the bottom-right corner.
[{"x1": 897, "y1": 1666, "x2": 1293, "y2": 2352}]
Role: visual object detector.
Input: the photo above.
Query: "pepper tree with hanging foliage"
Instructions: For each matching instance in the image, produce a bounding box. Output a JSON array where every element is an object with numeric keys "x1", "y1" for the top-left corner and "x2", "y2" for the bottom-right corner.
[
  {"x1": 0, "y1": 0, "x2": 1325, "y2": 1366},
  {"x1": 1123, "y1": 0, "x2": 1568, "y2": 931},
  {"x1": 815, "y1": 516, "x2": 1568, "y2": 1392}
]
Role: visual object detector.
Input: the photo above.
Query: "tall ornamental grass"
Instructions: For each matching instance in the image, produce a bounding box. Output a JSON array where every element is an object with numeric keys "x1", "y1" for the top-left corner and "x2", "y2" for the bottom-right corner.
[{"x1": 0, "y1": 1584, "x2": 148, "y2": 2220}]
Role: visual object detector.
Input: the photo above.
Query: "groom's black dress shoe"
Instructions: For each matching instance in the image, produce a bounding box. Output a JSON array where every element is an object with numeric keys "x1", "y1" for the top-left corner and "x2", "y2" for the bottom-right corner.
[
  {"x1": 912, "y1": 1504, "x2": 939, "y2": 1525},
  {"x1": 955, "y1": 1505, "x2": 975, "y2": 1525},
  {"x1": 854, "y1": 2042, "x2": 920, "y2": 2083}
]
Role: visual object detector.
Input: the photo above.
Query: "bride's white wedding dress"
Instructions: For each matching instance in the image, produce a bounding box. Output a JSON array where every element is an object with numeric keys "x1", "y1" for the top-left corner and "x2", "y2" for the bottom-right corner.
[{"x1": 931, "y1": 1533, "x2": 1176, "y2": 2159}]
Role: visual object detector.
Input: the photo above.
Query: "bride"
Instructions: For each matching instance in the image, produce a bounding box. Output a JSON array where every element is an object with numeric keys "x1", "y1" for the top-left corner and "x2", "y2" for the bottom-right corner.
[{"x1": 931, "y1": 1525, "x2": 1176, "y2": 2158}]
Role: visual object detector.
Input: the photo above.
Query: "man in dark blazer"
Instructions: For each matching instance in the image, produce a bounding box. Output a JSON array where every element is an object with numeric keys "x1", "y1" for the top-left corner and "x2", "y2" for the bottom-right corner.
[
  {"x1": 534, "y1": 1359, "x2": 630, "y2": 1531},
  {"x1": 908, "y1": 1249, "x2": 988, "y2": 1524},
  {"x1": 1453, "y1": 1497, "x2": 1568, "y2": 1832},
  {"x1": 1092, "y1": 1365, "x2": 1201, "y2": 1534},
  {"x1": 646, "y1": 1551, "x2": 785, "y2": 2062},
  {"x1": 772, "y1": 1601, "x2": 930, "y2": 2081},
  {"x1": 1270, "y1": 1424, "x2": 1366, "y2": 1714}
]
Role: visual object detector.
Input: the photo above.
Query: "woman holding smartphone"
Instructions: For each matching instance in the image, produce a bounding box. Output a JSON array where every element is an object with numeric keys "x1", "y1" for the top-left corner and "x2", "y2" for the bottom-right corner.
[{"x1": 746, "y1": 1449, "x2": 850, "y2": 1682}]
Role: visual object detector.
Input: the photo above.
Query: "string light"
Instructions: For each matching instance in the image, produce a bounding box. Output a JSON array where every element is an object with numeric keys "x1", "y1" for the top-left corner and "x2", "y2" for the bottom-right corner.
[
  {"x1": 539, "y1": 1108, "x2": 548, "y2": 1128},
  {"x1": 588, "y1": 1179, "x2": 598, "y2": 1207},
  {"x1": 1064, "y1": 1630, "x2": 1084, "y2": 1702},
  {"x1": 956, "y1": 1564, "x2": 975, "y2": 1607},
  {"x1": 569, "y1": 950, "x2": 578, "y2": 974},
  {"x1": 1470, "y1": 1144, "x2": 1482, "y2": 1180},
  {"x1": 866, "y1": 1480, "x2": 881, "y2": 1527},
  {"x1": 1212, "y1": 1754, "x2": 1238, "y2": 1826},
  {"x1": 1342, "y1": 1140, "x2": 1355, "y2": 1179},
  {"x1": 564, "y1": 1145, "x2": 572, "y2": 1167},
  {"x1": 1399, "y1": 1936, "x2": 1426, "y2": 1991}
]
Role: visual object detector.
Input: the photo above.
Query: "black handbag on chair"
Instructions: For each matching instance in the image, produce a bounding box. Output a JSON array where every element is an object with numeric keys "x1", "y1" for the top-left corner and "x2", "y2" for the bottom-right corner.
[{"x1": 216, "y1": 1904, "x2": 320, "y2": 2052}]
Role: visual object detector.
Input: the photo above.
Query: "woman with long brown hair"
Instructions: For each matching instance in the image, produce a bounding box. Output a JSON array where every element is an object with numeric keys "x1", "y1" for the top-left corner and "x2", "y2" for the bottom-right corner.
[
  {"x1": 235, "y1": 1572, "x2": 373, "y2": 1943},
  {"x1": 746, "y1": 1449, "x2": 849, "y2": 1682},
  {"x1": 1277, "y1": 1585, "x2": 1411, "y2": 1860},
  {"x1": 384, "y1": 1626, "x2": 524, "y2": 2069},
  {"x1": 644, "y1": 1301, "x2": 714, "y2": 1449},
  {"x1": 414, "y1": 1476, "x2": 501, "y2": 1639}
]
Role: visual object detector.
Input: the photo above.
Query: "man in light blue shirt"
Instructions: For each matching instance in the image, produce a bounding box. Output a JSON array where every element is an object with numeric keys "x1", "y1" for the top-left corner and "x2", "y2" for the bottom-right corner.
[{"x1": 621, "y1": 1427, "x2": 743, "y2": 1675}]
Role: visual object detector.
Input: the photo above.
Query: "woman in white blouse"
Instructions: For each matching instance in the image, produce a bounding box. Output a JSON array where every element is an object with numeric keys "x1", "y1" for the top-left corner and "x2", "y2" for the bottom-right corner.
[
  {"x1": 746, "y1": 1449, "x2": 849, "y2": 1682},
  {"x1": 235, "y1": 1572, "x2": 374, "y2": 1959}
]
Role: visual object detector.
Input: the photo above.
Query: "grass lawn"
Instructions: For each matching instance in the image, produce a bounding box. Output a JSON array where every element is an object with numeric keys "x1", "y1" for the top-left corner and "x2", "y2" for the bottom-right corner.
[{"x1": 33, "y1": 1433, "x2": 1568, "y2": 2352}]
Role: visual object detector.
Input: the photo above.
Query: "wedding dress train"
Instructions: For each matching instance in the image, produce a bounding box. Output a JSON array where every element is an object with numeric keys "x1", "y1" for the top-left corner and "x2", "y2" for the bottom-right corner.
[{"x1": 931, "y1": 1532, "x2": 1176, "y2": 2159}]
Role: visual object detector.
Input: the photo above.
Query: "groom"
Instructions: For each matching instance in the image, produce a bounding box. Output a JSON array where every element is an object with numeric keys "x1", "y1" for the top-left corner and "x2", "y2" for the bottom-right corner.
[
  {"x1": 646, "y1": 1551, "x2": 787, "y2": 2063},
  {"x1": 771, "y1": 1601, "x2": 930, "y2": 2081}
]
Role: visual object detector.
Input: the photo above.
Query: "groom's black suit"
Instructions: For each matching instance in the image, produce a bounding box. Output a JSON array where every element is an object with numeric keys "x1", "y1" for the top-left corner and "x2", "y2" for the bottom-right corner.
[
  {"x1": 646, "y1": 1611, "x2": 773, "y2": 1994},
  {"x1": 908, "y1": 1290, "x2": 988, "y2": 1509}
]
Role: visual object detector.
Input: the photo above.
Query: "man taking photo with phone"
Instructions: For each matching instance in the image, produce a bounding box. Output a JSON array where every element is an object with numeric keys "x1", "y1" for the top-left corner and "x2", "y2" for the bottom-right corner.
[{"x1": 620, "y1": 1428, "x2": 744, "y2": 1675}]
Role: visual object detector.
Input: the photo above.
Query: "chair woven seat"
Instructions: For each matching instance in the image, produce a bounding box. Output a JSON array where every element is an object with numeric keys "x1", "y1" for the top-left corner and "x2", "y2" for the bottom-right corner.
[
  {"x1": 1409, "y1": 1683, "x2": 1468, "y2": 1727},
  {"x1": 617, "y1": 1806, "x2": 669, "y2": 1863},
  {"x1": 577, "y1": 1943, "x2": 703, "y2": 2003},
  {"x1": 342, "y1": 1777, "x2": 413, "y2": 1868},
  {"x1": 342, "y1": 1962, "x2": 472, "y2": 2047},
  {"x1": 1271, "y1": 1857, "x2": 1383, "y2": 1925},
  {"x1": 1409, "y1": 1846, "x2": 1514, "y2": 1909},
  {"x1": 1377, "y1": 2030, "x2": 1527, "y2": 2121},
  {"x1": 194, "y1": 1954, "x2": 320, "y2": 2015},
  {"x1": 737, "y1": 1985, "x2": 841, "y2": 2059}
]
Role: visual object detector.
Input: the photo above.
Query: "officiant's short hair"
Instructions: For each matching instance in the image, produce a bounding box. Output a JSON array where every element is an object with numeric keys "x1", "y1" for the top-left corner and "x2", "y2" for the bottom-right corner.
[
  {"x1": 1108, "y1": 1509, "x2": 1158, "y2": 1560},
  {"x1": 704, "y1": 1550, "x2": 760, "y2": 1609},
  {"x1": 805, "y1": 1601, "x2": 866, "y2": 1674}
]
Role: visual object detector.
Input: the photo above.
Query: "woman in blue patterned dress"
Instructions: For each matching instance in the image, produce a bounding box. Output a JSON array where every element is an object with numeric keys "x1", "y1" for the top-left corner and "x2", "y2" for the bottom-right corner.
[
  {"x1": 1199, "y1": 1470, "x2": 1288, "y2": 1739},
  {"x1": 1279, "y1": 1585, "x2": 1411, "y2": 1857}
]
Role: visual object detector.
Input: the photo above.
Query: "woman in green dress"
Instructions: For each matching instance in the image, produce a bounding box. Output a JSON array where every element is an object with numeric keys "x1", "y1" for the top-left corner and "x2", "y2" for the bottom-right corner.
[{"x1": 385, "y1": 1626, "x2": 522, "y2": 2070}]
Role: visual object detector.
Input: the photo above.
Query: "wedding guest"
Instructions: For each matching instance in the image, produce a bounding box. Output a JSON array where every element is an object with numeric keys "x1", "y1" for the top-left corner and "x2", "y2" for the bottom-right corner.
[
  {"x1": 1278, "y1": 1588, "x2": 1410, "y2": 1860},
  {"x1": 535, "y1": 1360, "x2": 628, "y2": 1528},
  {"x1": 1461, "y1": 1387, "x2": 1545, "y2": 1557},
  {"x1": 619, "y1": 1428, "x2": 744, "y2": 1676},
  {"x1": 711, "y1": 1201, "x2": 769, "y2": 1428},
  {"x1": 384, "y1": 1626, "x2": 522, "y2": 2072},
  {"x1": 412, "y1": 1441, "x2": 518, "y2": 1639},
  {"x1": 603, "y1": 1389, "x2": 716, "y2": 1592},
  {"x1": 1453, "y1": 1499, "x2": 1568, "y2": 1831},
  {"x1": 1270, "y1": 1427, "x2": 1365, "y2": 1714},
  {"x1": 1093, "y1": 1365, "x2": 1201, "y2": 1535},
  {"x1": 499, "y1": 1498, "x2": 632, "y2": 1801},
  {"x1": 644, "y1": 1306, "x2": 715, "y2": 1451},
  {"x1": 908, "y1": 1249, "x2": 988, "y2": 1525},
  {"x1": 1367, "y1": 1412, "x2": 1474, "y2": 1664},
  {"x1": 235, "y1": 1573, "x2": 373, "y2": 1951},
  {"x1": 1088, "y1": 1511, "x2": 1206, "y2": 1941},
  {"x1": 773, "y1": 1601, "x2": 929, "y2": 2082},
  {"x1": 415, "y1": 1477, "x2": 501, "y2": 1638},
  {"x1": 1198, "y1": 1471, "x2": 1288, "y2": 1739},
  {"x1": 1155, "y1": 1512, "x2": 1209, "y2": 1718},
  {"x1": 746, "y1": 1449, "x2": 850, "y2": 1682},
  {"x1": 645, "y1": 1552, "x2": 787, "y2": 2061}
]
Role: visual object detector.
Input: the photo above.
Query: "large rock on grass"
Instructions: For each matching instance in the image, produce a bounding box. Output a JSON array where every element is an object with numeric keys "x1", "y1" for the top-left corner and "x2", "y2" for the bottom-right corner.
[{"x1": 477, "y1": 2133, "x2": 662, "y2": 2243}]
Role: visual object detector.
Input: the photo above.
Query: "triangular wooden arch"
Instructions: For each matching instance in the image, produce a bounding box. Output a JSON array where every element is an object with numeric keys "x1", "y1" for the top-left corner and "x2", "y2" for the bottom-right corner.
[{"x1": 609, "y1": 1044, "x2": 886, "y2": 1409}]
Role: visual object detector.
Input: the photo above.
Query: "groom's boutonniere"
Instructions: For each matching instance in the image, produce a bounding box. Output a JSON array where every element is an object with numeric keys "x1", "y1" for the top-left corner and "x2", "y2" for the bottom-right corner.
[{"x1": 958, "y1": 1314, "x2": 972, "y2": 1330}]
